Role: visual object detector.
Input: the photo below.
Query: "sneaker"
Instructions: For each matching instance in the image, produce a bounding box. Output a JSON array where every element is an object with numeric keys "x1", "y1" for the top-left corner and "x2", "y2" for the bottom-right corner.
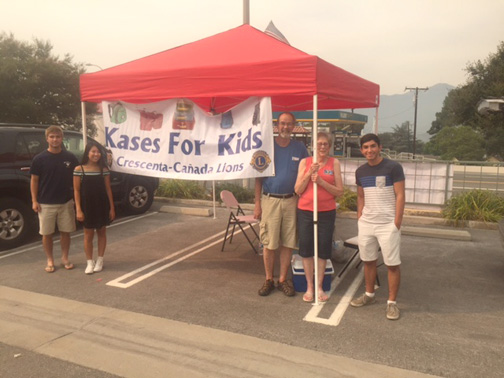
[
  {"x1": 386, "y1": 303, "x2": 400, "y2": 320},
  {"x1": 258, "y1": 279, "x2": 275, "y2": 296},
  {"x1": 350, "y1": 293, "x2": 376, "y2": 307},
  {"x1": 85, "y1": 261, "x2": 95, "y2": 275},
  {"x1": 277, "y1": 279, "x2": 295, "y2": 297},
  {"x1": 94, "y1": 259, "x2": 103, "y2": 272}
]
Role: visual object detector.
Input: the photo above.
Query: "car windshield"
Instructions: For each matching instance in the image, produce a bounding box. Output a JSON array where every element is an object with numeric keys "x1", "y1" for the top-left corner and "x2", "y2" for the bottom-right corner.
[{"x1": 63, "y1": 134, "x2": 86, "y2": 161}]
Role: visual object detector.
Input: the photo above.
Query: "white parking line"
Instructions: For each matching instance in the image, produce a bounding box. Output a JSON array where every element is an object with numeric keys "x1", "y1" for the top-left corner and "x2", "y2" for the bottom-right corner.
[
  {"x1": 0, "y1": 212, "x2": 158, "y2": 260},
  {"x1": 303, "y1": 256, "x2": 363, "y2": 326},
  {"x1": 106, "y1": 226, "x2": 255, "y2": 289}
]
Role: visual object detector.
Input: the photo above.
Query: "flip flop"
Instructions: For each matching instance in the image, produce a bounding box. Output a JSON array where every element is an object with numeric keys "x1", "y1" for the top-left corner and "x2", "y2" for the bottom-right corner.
[
  {"x1": 303, "y1": 293, "x2": 314, "y2": 302},
  {"x1": 318, "y1": 293, "x2": 329, "y2": 303},
  {"x1": 62, "y1": 262, "x2": 74, "y2": 270},
  {"x1": 45, "y1": 265, "x2": 55, "y2": 273}
]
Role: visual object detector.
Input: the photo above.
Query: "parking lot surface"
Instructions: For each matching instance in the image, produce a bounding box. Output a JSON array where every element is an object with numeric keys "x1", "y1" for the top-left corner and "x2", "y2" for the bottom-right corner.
[{"x1": 1, "y1": 200, "x2": 503, "y2": 377}]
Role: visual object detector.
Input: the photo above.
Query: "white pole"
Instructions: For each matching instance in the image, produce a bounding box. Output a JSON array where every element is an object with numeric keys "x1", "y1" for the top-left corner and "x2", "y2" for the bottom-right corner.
[
  {"x1": 313, "y1": 95, "x2": 320, "y2": 305},
  {"x1": 212, "y1": 180, "x2": 216, "y2": 219},
  {"x1": 243, "y1": 0, "x2": 250, "y2": 24},
  {"x1": 81, "y1": 102, "x2": 88, "y2": 147}
]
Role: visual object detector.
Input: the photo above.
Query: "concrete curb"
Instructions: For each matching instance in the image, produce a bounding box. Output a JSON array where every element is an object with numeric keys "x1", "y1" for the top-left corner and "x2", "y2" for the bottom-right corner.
[
  {"x1": 155, "y1": 196, "x2": 254, "y2": 210},
  {"x1": 335, "y1": 211, "x2": 498, "y2": 230},
  {"x1": 0, "y1": 285, "x2": 440, "y2": 378},
  {"x1": 154, "y1": 197, "x2": 499, "y2": 231},
  {"x1": 156, "y1": 197, "x2": 223, "y2": 208},
  {"x1": 401, "y1": 226, "x2": 472, "y2": 241},
  {"x1": 159, "y1": 205, "x2": 213, "y2": 217}
]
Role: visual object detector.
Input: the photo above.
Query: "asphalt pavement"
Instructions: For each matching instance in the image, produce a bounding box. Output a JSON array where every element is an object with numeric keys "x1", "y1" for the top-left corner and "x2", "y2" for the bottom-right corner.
[{"x1": 0, "y1": 200, "x2": 503, "y2": 378}]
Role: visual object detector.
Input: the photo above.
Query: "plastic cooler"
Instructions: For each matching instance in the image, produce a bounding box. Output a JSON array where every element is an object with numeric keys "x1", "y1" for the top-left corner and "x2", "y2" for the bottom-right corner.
[{"x1": 291, "y1": 254, "x2": 334, "y2": 292}]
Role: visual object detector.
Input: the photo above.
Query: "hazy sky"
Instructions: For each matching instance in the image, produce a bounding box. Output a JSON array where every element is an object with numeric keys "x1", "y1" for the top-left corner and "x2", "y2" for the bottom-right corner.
[{"x1": 2, "y1": 0, "x2": 503, "y2": 95}]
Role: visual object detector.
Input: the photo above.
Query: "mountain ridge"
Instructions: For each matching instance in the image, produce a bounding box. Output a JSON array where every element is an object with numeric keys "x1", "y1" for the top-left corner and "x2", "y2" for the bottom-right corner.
[{"x1": 358, "y1": 83, "x2": 455, "y2": 141}]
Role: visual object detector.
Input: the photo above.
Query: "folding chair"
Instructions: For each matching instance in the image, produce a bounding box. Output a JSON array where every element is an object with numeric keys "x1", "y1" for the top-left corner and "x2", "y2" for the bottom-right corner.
[{"x1": 220, "y1": 190, "x2": 260, "y2": 254}]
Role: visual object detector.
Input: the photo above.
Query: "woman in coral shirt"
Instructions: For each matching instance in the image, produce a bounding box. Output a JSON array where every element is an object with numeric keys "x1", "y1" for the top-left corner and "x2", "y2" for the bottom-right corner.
[{"x1": 294, "y1": 132, "x2": 344, "y2": 302}]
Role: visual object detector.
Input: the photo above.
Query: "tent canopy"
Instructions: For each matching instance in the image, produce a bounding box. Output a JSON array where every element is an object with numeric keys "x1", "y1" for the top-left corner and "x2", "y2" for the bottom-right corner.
[{"x1": 80, "y1": 24, "x2": 379, "y2": 112}]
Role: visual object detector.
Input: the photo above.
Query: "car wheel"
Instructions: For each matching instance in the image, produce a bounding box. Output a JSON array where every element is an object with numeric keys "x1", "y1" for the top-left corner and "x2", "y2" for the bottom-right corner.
[
  {"x1": 122, "y1": 179, "x2": 154, "y2": 214},
  {"x1": 0, "y1": 198, "x2": 36, "y2": 250}
]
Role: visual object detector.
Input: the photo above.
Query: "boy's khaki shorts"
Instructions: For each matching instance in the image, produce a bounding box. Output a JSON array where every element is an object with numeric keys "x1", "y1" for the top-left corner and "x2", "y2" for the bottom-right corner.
[{"x1": 38, "y1": 200, "x2": 76, "y2": 235}]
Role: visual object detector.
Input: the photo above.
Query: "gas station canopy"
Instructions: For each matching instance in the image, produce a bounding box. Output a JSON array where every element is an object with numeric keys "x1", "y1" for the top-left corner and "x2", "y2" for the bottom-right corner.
[{"x1": 273, "y1": 110, "x2": 368, "y2": 135}]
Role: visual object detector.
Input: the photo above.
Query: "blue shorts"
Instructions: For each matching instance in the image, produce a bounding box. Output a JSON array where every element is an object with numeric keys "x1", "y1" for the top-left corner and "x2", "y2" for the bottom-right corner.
[{"x1": 297, "y1": 209, "x2": 335, "y2": 259}]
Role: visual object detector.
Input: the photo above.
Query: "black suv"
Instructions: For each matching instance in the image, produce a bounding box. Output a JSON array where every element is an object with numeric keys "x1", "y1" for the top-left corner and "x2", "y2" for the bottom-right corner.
[{"x1": 0, "y1": 124, "x2": 159, "y2": 249}]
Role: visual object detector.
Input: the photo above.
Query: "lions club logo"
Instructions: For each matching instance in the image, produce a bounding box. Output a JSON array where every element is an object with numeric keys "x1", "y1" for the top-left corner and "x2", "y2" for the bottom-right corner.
[{"x1": 250, "y1": 150, "x2": 271, "y2": 173}]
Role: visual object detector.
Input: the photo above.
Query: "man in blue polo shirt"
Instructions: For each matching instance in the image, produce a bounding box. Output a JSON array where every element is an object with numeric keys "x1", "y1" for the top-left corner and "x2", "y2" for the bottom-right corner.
[{"x1": 254, "y1": 112, "x2": 309, "y2": 297}]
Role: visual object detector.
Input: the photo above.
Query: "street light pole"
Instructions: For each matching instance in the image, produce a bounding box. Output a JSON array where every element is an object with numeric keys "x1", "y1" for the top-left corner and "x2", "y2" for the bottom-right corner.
[
  {"x1": 85, "y1": 63, "x2": 103, "y2": 71},
  {"x1": 405, "y1": 86, "x2": 428, "y2": 157}
]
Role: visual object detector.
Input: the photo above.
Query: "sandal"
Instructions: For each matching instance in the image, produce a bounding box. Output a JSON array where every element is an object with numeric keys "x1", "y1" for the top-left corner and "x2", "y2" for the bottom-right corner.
[
  {"x1": 45, "y1": 265, "x2": 55, "y2": 273},
  {"x1": 62, "y1": 262, "x2": 74, "y2": 270},
  {"x1": 318, "y1": 292, "x2": 329, "y2": 303},
  {"x1": 277, "y1": 279, "x2": 295, "y2": 297},
  {"x1": 258, "y1": 279, "x2": 275, "y2": 296},
  {"x1": 303, "y1": 292, "x2": 314, "y2": 302}
]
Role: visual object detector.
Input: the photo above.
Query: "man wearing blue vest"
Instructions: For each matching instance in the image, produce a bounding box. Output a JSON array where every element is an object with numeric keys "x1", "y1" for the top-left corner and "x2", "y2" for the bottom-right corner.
[{"x1": 254, "y1": 112, "x2": 309, "y2": 297}]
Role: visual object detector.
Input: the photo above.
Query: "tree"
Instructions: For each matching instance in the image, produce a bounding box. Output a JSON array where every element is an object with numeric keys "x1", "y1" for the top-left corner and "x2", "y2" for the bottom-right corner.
[
  {"x1": 424, "y1": 125, "x2": 485, "y2": 161},
  {"x1": 428, "y1": 42, "x2": 504, "y2": 158},
  {"x1": 0, "y1": 33, "x2": 95, "y2": 133},
  {"x1": 379, "y1": 121, "x2": 424, "y2": 154}
]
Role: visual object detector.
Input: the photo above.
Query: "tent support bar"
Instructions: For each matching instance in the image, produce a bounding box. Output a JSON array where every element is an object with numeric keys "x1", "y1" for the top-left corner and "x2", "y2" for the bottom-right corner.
[
  {"x1": 243, "y1": 0, "x2": 250, "y2": 24},
  {"x1": 212, "y1": 181, "x2": 216, "y2": 219},
  {"x1": 313, "y1": 94, "x2": 320, "y2": 305},
  {"x1": 81, "y1": 102, "x2": 88, "y2": 147}
]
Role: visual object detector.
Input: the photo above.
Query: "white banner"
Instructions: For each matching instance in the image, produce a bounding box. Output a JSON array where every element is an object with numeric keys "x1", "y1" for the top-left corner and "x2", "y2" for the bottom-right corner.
[{"x1": 102, "y1": 97, "x2": 274, "y2": 180}]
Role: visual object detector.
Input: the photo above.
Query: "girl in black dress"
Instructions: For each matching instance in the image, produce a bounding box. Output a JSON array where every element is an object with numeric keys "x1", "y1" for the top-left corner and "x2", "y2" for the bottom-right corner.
[{"x1": 74, "y1": 141, "x2": 115, "y2": 274}]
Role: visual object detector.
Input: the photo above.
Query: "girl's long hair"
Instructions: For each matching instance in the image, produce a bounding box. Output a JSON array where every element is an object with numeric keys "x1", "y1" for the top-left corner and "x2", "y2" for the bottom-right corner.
[{"x1": 81, "y1": 141, "x2": 107, "y2": 174}]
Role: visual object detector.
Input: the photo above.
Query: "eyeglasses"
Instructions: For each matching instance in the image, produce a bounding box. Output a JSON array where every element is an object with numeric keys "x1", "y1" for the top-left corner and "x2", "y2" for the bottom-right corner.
[
  {"x1": 279, "y1": 121, "x2": 294, "y2": 126},
  {"x1": 317, "y1": 142, "x2": 329, "y2": 147}
]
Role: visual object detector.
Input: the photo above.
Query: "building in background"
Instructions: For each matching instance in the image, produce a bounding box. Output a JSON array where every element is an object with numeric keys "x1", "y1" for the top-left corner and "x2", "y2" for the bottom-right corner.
[{"x1": 273, "y1": 110, "x2": 367, "y2": 157}]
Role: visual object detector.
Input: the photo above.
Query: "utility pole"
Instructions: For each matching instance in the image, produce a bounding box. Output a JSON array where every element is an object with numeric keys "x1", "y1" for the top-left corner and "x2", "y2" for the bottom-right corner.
[
  {"x1": 405, "y1": 86, "x2": 428, "y2": 157},
  {"x1": 407, "y1": 121, "x2": 410, "y2": 154}
]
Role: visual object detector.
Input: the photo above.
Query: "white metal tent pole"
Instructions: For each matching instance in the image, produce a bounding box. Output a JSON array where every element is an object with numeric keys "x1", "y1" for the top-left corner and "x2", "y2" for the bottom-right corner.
[
  {"x1": 312, "y1": 94, "x2": 320, "y2": 305},
  {"x1": 81, "y1": 102, "x2": 88, "y2": 147},
  {"x1": 212, "y1": 180, "x2": 216, "y2": 219},
  {"x1": 243, "y1": 0, "x2": 250, "y2": 24}
]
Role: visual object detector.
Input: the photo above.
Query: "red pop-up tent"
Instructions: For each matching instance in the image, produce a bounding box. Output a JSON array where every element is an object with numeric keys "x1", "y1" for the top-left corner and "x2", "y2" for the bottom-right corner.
[
  {"x1": 80, "y1": 24, "x2": 380, "y2": 304},
  {"x1": 80, "y1": 24, "x2": 379, "y2": 112}
]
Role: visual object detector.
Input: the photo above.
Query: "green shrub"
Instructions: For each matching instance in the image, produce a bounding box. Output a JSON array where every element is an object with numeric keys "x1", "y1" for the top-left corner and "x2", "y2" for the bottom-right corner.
[
  {"x1": 338, "y1": 188, "x2": 358, "y2": 211},
  {"x1": 442, "y1": 189, "x2": 504, "y2": 223},
  {"x1": 215, "y1": 182, "x2": 255, "y2": 204},
  {"x1": 156, "y1": 179, "x2": 209, "y2": 200}
]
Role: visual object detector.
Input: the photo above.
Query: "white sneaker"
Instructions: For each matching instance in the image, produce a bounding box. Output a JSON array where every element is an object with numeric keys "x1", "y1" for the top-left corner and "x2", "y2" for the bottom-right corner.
[
  {"x1": 85, "y1": 261, "x2": 95, "y2": 274},
  {"x1": 350, "y1": 293, "x2": 376, "y2": 307},
  {"x1": 94, "y1": 258, "x2": 103, "y2": 272},
  {"x1": 386, "y1": 303, "x2": 400, "y2": 320}
]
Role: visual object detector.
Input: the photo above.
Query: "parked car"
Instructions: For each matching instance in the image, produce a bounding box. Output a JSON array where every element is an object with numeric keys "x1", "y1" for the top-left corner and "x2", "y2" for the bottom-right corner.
[{"x1": 0, "y1": 124, "x2": 159, "y2": 249}]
